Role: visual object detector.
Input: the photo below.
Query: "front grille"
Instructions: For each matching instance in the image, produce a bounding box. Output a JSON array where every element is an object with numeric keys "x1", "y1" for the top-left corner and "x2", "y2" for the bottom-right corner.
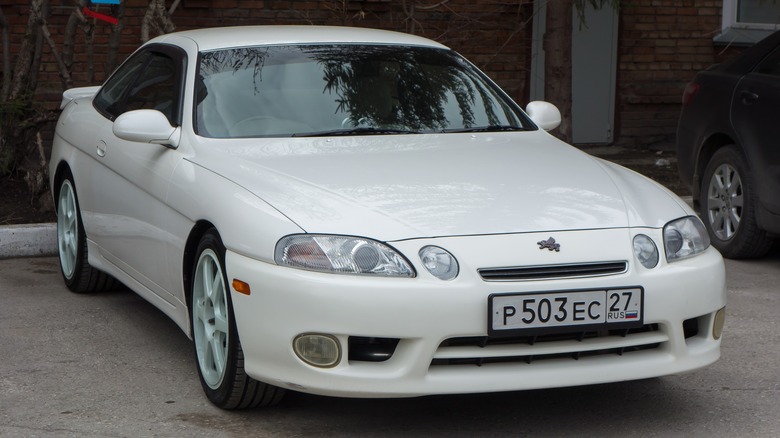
[
  {"x1": 431, "y1": 324, "x2": 664, "y2": 366},
  {"x1": 478, "y1": 261, "x2": 628, "y2": 281}
]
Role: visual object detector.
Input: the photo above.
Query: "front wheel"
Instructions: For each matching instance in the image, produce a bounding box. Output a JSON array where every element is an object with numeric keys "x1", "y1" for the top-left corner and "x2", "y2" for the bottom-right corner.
[
  {"x1": 191, "y1": 229, "x2": 285, "y2": 409},
  {"x1": 700, "y1": 145, "x2": 773, "y2": 258}
]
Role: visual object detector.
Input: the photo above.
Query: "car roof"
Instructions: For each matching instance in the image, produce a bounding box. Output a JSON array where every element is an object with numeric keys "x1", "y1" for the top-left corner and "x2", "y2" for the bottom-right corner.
[
  {"x1": 718, "y1": 29, "x2": 780, "y2": 74},
  {"x1": 149, "y1": 25, "x2": 449, "y2": 52}
]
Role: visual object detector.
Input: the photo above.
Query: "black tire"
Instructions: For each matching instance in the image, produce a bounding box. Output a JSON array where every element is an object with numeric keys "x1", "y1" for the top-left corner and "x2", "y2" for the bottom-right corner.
[
  {"x1": 699, "y1": 145, "x2": 773, "y2": 258},
  {"x1": 55, "y1": 171, "x2": 118, "y2": 292},
  {"x1": 190, "y1": 229, "x2": 285, "y2": 409}
]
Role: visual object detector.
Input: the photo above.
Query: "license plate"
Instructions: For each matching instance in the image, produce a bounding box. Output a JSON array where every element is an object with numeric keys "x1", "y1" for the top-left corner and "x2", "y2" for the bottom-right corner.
[{"x1": 489, "y1": 287, "x2": 643, "y2": 336}]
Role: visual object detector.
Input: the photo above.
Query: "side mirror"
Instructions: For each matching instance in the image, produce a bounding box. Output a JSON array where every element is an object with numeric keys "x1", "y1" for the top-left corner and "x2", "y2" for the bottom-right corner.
[
  {"x1": 113, "y1": 109, "x2": 181, "y2": 149},
  {"x1": 525, "y1": 101, "x2": 561, "y2": 132}
]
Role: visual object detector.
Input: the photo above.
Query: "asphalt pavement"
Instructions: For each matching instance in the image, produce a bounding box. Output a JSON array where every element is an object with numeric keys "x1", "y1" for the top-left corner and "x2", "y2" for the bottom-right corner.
[{"x1": 1, "y1": 243, "x2": 779, "y2": 436}]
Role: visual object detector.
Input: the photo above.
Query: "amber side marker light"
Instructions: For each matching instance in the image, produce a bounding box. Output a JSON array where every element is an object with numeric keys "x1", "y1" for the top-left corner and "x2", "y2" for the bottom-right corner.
[{"x1": 232, "y1": 279, "x2": 251, "y2": 295}]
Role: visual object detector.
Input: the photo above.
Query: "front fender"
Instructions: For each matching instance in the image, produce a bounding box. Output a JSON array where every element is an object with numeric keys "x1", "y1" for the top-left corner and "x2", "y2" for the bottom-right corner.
[
  {"x1": 167, "y1": 158, "x2": 303, "y2": 264},
  {"x1": 594, "y1": 159, "x2": 692, "y2": 228}
]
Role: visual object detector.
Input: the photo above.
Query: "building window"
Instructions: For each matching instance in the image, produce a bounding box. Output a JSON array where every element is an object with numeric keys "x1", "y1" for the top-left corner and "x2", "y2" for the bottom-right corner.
[
  {"x1": 725, "y1": 0, "x2": 780, "y2": 28},
  {"x1": 716, "y1": 0, "x2": 780, "y2": 44}
]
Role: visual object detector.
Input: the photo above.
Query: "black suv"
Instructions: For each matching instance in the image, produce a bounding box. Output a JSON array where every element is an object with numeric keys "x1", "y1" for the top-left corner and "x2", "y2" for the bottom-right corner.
[{"x1": 677, "y1": 30, "x2": 780, "y2": 258}]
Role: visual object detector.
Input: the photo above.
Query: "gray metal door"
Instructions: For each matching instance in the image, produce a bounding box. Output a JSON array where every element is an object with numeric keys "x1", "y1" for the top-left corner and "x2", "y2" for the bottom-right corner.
[{"x1": 571, "y1": 4, "x2": 619, "y2": 144}]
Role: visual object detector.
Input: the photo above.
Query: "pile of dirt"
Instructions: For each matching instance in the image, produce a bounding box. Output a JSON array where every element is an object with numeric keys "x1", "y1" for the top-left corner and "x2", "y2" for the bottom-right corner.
[{"x1": 0, "y1": 176, "x2": 56, "y2": 225}]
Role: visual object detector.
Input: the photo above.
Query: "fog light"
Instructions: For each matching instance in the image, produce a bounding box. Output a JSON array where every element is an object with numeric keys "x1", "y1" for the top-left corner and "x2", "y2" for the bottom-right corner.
[
  {"x1": 419, "y1": 246, "x2": 459, "y2": 280},
  {"x1": 633, "y1": 234, "x2": 659, "y2": 269},
  {"x1": 712, "y1": 307, "x2": 726, "y2": 340},
  {"x1": 293, "y1": 334, "x2": 341, "y2": 368}
]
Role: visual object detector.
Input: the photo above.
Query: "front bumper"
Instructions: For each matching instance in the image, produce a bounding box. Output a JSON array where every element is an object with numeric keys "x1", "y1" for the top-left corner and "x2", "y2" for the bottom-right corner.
[{"x1": 227, "y1": 230, "x2": 726, "y2": 398}]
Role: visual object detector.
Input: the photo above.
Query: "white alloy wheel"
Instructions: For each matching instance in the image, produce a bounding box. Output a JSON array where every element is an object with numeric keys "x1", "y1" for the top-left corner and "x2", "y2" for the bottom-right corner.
[
  {"x1": 193, "y1": 248, "x2": 230, "y2": 389},
  {"x1": 57, "y1": 179, "x2": 79, "y2": 280},
  {"x1": 190, "y1": 230, "x2": 285, "y2": 409}
]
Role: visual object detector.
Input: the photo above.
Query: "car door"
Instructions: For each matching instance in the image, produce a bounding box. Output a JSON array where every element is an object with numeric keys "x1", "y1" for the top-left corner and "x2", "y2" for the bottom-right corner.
[
  {"x1": 731, "y1": 46, "x2": 780, "y2": 217},
  {"x1": 89, "y1": 45, "x2": 187, "y2": 303}
]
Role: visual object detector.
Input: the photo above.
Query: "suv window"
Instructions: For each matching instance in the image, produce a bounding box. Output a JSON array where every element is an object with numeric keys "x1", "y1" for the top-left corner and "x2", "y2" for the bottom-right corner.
[{"x1": 94, "y1": 48, "x2": 183, "y2": 125}]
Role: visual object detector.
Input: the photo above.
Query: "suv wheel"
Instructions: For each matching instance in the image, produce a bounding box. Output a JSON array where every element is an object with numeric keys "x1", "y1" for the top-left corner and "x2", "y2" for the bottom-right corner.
[{"x1": 700, "y1": 145, "x2": 773, "y2": 258}]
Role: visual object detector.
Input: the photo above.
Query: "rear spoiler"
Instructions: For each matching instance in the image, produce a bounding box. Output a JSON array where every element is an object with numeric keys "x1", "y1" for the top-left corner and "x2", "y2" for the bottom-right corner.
[{"x1": 60, "y1": 86, "x2": 101, "y2": 109}]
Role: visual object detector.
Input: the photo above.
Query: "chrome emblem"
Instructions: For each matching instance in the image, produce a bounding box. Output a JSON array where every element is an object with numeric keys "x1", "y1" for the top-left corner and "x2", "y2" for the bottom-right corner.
[{"x1": 537, "y1": 237, "x2": 560, "y2": 252}]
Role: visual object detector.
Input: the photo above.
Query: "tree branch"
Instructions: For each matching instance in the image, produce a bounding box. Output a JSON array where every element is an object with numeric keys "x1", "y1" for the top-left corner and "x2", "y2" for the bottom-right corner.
[
  {"x1": 168, "y1": 0, "x2": 181, "y2": 15},
  {"x1": 42, "y1": 25, "x2": 69, "y2": 87}
]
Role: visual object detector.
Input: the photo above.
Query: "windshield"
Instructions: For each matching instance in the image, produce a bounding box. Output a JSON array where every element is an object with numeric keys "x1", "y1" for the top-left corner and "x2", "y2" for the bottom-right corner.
[{"x1": 195, "y1": 44, "x2": 533, "y2": 138}]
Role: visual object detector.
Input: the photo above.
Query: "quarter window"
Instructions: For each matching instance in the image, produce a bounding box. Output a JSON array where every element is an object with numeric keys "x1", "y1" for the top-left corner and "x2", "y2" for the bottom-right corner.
[{"x1": 755, "y1": 47, "x2": 780, "y2": 76}]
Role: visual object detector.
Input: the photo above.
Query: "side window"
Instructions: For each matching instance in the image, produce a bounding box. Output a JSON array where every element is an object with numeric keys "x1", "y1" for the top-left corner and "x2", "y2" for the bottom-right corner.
[
  {"x1": 93, "y1": 49, "x2": 183, "y2": 125},
  {"x1": 94, "y1": 52, "x2": 150, "y2": 119},
  {"x1": 755, "y1": 47, "x2": 780, "y2": 77},
  {"x1": 123, "y1": 54, "x2": 178, "y2": 122}
]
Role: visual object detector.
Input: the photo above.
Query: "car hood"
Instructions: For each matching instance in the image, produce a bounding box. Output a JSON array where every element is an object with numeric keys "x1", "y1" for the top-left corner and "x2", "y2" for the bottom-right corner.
[{"x1": 193, "y1": 132, "x2": 688, "y2": 241}]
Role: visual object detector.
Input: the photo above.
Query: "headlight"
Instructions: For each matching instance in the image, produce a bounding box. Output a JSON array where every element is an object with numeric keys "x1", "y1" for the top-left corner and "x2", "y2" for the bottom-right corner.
[
  {"x1": 275, "y1": 234, "x2": 415, "y2": 277},
  {"x1": 633, "y1": 234, "x2": 659, "y2": 269},
  {"x1": 664, "y1": 216, "x2": 710, "y2": 262}
]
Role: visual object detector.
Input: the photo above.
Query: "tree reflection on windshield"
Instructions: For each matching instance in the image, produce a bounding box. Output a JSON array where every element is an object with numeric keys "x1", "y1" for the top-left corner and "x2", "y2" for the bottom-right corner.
[{"x1": 196, "y1": 44, "x2": 527, "y2": 138}]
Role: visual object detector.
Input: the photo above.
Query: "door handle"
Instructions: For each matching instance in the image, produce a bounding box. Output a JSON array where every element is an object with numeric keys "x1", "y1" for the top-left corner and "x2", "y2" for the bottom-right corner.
[
  {"x1": 740, "y1": 90, "x2": 759, "y2": 104},
  {"x1": 96, "y1": 140, "x2": 107, "y2": 157}
]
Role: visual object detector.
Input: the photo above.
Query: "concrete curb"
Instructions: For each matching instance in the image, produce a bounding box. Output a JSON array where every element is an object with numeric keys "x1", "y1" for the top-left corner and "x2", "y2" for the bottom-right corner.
[
  {"x1": 0, "y1": 196, "x2": 695, "y2": 260},
  {"x1": 0, "y1": 223, "x2": 57, "y2": 260}
]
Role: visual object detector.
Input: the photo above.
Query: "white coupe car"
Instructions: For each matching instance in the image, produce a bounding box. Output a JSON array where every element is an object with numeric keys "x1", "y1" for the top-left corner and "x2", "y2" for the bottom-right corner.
[{"x1": 50, "y1": 26, "x2": 726, "y2": 409}]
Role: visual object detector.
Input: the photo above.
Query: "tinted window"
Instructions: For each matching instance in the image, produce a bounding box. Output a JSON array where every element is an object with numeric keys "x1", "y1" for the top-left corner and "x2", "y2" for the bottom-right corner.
[
  {"x1": 196, "y1": 45, "x2": 530, "y2": 138},
  {"x1": 94, "y1": 52, "x2": 150, "y2": 119},
  {"x1": 123, "y1": 54, "x2": 178, "y2": 122},
  {"x1": 94, "y1": 49, "x2": 181, "y2": 124}
]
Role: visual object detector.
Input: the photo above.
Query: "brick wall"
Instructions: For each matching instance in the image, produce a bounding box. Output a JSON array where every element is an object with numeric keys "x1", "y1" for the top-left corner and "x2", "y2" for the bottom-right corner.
[{"x1": 616, "y1": 0, "x2": 740, "y2": 148}]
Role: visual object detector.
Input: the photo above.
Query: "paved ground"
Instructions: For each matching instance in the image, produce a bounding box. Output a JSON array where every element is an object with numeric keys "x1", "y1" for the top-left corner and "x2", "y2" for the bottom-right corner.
[{"x1": 1, "y1": 247, "x2": 778, "y2": 437}]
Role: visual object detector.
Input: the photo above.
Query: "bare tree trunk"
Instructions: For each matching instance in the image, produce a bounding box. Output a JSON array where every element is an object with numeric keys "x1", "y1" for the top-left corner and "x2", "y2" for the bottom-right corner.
[
  {"x1": 141, "y1": 0, "x2": 175, "y2": 43},
  {"x1": 0, "y1": 7, "x2": 7, "y2": 155},
  {"x1": 64, "y1": 1, "x2": 88, "y2": 72},
  {"x1": 0, "y1": 7, "x2": 10, "y2": 101},
  {"x1": 9, "y1": 0, "x2": 43, "y2": 101},
  {"x1": 141, "y1": 1, "x2": 156, "y2": 43},
  {"x1": 544, "y1": 0, "x2": 573, "y2": 142},
  {"x1": 106, "y1": 1, "x2": 126, "y2": 74},
  {"x1": 29, "y1": 4, "x2": 45, "y2": 94}
]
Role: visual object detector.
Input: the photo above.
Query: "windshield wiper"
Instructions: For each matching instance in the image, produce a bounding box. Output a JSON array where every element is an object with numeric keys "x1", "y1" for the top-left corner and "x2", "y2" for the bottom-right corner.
[
  {"x1": 292, "y1": 127, "x2": 421, "y2": 137},
  {"x1": 442, "y1": 125, "x2": 532, "y2": 133}
]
